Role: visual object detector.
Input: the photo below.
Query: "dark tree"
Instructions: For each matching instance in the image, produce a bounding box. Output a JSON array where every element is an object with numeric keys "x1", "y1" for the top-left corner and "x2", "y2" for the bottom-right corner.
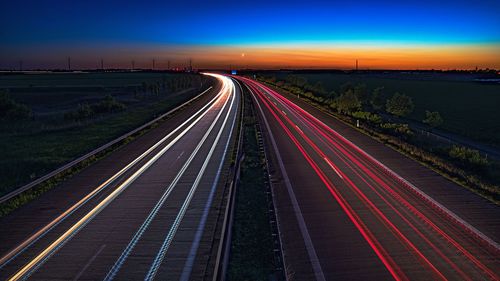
[
  {"x1": 386, "y1": 92, "x2": 414, "y2": 117},
  {"x1": 423, "y1": 110, "x2": 444, "y2": 128},
  {"x1": 370, "y1": 86, "x2": 385, "y2": 111},
  {"x1": 336, "y1": 89, "x2": 361, "y2": 114},
  {"x1": 340, "y1": 82, "x2": 353, "y2": 94},
  {"x1": 353, "y1": 83, "x2": 368, "y2": 105}
]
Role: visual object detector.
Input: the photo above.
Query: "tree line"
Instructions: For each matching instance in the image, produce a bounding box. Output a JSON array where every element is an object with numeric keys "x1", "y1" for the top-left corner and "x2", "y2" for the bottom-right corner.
[
  {"x1": 258, "y1": 74, "x2": 490, "y2": 169},
  {"x1": 265, "y1": 74, "x2": 443, "y2": 128}
]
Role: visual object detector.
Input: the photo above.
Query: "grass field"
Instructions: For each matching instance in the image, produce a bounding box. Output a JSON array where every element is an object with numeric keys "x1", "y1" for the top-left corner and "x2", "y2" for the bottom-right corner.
[
  {"x1": 0, "y1": 72, "x2": 205, "y2": 196},
  {"x1": 0, "y1": 72, "x2": 191, "y2": 88},
  {"x1": 227, "y1": 88, "x2": 275, "y2": 280},
  {"x1": 273, "y1": 72, "x2": 500, "y2": 146}
]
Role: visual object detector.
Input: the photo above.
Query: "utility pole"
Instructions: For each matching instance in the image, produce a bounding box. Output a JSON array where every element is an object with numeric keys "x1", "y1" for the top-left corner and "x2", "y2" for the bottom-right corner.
[
  {"x1": 68, "y1": 57, "x2": 71, "y2": 71},
  {"x1": 152, "y1": 59, "x2": 155, "y2": 70},
  {"x1": 356, "y1": 59, "x2": 358, "y2": 71}
]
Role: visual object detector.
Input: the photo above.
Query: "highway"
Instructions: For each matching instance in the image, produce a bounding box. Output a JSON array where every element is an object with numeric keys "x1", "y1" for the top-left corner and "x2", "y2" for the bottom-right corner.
[
  {"x1": 237, "y1": 76, "x2": 500, "y2": 281},
  {"x1": 0, "y1": 73, "x2": 240, "y2": 280}
]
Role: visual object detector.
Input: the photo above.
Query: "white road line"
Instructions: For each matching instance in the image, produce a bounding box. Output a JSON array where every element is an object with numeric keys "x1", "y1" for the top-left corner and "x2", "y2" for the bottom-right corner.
[
  {"x1": 0, "y1": 87, "x2": 223, "y2": 270},
  {"x1": 72, "y1": 244, "x2": 106, "y2": 281},
  {"x1": 103, "y1": 74, "x2": 233, "y2": 280},
  {"x1": 177, "y1": 151, "x2": 185, "y2": 160},
  {"x1": 8, "y1": 86, "x2": 227, "y2": 281},
  {"x1": 323, "y1": 157, "x2": 344, "y2": 179},
  {"x1": 295, "y1": 125, "x2": 303, "y2": 134},
  {"x1": 145, "y1": 75, "x2": 236, "y2": 281},
  {"x1": 249, "y1": 84, "x2": 326, "y2": 281}
]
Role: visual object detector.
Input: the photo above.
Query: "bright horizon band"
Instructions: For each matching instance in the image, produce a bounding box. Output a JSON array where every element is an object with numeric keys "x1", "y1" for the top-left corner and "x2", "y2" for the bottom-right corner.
[{"x1": 1, "y1": 42, "x2": 499, "y2": 70}]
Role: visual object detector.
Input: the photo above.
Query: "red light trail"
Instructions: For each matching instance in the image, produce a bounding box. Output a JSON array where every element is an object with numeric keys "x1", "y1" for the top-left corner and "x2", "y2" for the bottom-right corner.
[{"x1": 238, "y1": 76, "x2": 500, "y2": 280}]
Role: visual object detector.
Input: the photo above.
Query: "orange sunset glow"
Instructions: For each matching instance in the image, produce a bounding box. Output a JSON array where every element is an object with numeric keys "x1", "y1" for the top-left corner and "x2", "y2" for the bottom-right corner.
[{"x1": 169, "y1": 43, "x2": 500, "y2": 70}]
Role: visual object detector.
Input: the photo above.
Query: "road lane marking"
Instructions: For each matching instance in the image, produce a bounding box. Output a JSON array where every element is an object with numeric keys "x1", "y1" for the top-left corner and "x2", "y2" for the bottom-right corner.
[
  {"x1": 72, "y1": 244, "x2": 106, "y2": 281},
  {"x1": 323, "y1": 157, "x2": 344, "y2": 179},
  {"x1": 177, "y1": 151, "x2": 185, "y2": 160}
]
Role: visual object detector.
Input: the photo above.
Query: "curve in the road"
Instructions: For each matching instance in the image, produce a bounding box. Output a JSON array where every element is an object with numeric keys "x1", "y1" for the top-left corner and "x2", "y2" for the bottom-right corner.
[{"x1": 3, "y1": 73, "x2": 240, "y2": 281}]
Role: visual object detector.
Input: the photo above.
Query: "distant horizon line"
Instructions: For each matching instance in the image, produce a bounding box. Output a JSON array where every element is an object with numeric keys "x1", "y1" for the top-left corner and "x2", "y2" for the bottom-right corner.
[{"x1": 1, "y1": 68, "x2": 498, "y2": 73}]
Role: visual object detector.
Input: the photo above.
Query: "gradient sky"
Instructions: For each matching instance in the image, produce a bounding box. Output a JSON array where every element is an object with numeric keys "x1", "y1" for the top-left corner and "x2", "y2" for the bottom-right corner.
[{"x1": 1, "y1": 0, "x2": 499, "y2": 69}]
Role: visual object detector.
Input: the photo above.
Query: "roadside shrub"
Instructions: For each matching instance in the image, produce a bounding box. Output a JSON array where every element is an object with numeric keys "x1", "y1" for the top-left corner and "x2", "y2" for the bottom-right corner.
[
  {"x1": 336, "y1": 90, "x2": 361, "y2": 114},
  {"x1": 386, "y1": 92, "x2": 414, "y2": 117},
  {"x1": 351, "y1": 111, "x2": 381, "y2": 123},
  {"x1": 91, "y1": 95, "x2": 126, "y2": 114},
  {"x1": 423, "y1": 110, "x2": 444, "y2": 128},
  {"x1": 449, "y1": 145, "x2": 488, "y2": 166},
  {"x1": 64, "y1": 103, "x2": 94, "y2": 121},
  {"x1": 0, "y1": 91, "x2": 32, "y2": 120},
  {"x1": 380, "y1": 123, "x2": 413, "y2": 136},
  {"x1": 64, "y1": 95, "x2": 125, "y2": 122}
]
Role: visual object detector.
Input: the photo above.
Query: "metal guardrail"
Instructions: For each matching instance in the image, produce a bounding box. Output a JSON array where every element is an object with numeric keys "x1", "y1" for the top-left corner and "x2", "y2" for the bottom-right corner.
[
  {"x1": 213, "y1": 79, "x2": 286, "y2": 281},
  {"x1": 255, "y1": 122, "x2": 287, "y2": 280},
  {"x1": 0, "y1": 86, "x2": 213, "y2": 205},
  {"x1": 212, "y1": 78, "x2": 245, "y2": 281}
]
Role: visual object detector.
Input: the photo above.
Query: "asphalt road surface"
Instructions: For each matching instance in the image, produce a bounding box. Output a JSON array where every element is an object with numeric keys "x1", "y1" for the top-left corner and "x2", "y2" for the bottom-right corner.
[
  {"x1": 238, "y1": 76, "x2": 499, "y2": 281},
  {"x1": 0, "y1": 73, "x2": 240, "y2": 281}
]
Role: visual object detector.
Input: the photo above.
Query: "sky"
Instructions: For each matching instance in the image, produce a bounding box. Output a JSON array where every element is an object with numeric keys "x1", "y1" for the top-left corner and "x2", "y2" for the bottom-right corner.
[{"x1": 1, "y1": 0, "x2": 499, "y2": 70}]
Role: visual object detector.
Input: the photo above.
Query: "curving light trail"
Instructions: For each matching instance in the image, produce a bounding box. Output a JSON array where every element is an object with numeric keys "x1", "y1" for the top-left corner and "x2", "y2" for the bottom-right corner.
[{"x1": 6, "y1": 74, "x2": 236, "y2": 281}]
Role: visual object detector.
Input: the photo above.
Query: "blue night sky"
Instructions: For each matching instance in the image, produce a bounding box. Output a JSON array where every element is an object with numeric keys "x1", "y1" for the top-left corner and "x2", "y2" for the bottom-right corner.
[{"x1": 1, "y1": 0, "x2": 499, "y2": 69}]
